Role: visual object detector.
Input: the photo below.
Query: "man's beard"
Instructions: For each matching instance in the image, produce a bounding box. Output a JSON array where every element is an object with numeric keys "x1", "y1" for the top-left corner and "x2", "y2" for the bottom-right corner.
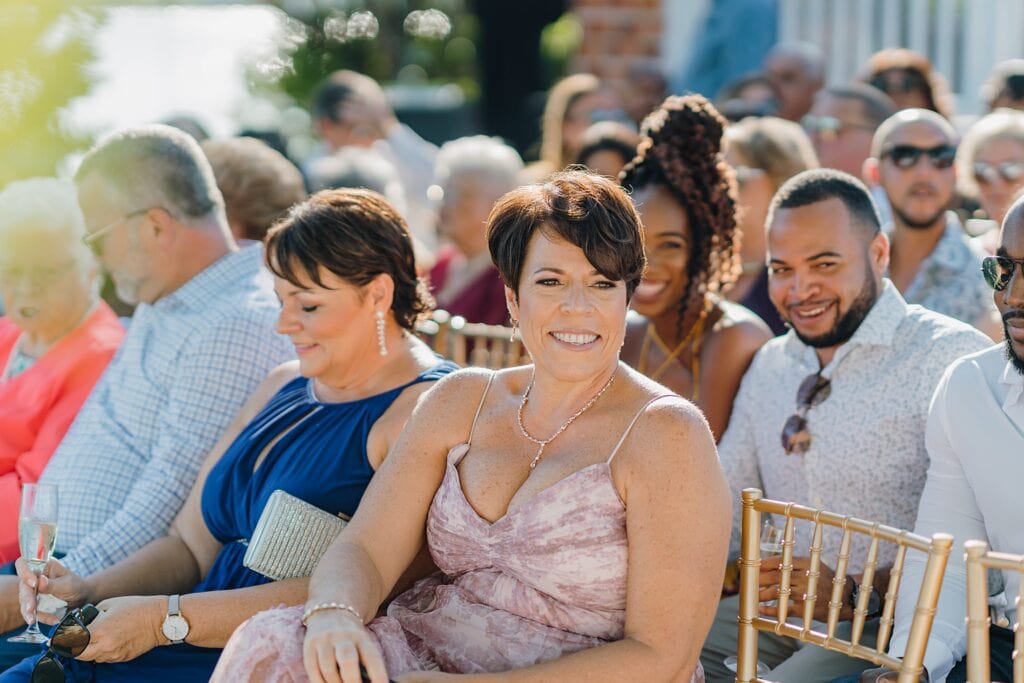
[
  {"x1": 892, "y1": 204, "x2": 947, "y2": 231},
  {"x1": 1004, "y1": 313, "x2": 1024, "y2": 375},
  {"x1": 790, "y1": 276, "x2": 879, "y2": 349}
]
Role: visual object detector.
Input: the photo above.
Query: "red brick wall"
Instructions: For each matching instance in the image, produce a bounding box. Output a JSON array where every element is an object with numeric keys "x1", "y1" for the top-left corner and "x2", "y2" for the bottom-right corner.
[{"x1": 569, "y1": 0, "x2": 663, "y2": 92}]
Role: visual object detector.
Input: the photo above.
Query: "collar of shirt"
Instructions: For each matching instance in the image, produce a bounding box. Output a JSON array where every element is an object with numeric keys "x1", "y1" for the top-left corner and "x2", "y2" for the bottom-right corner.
[
  {"x1": 999, "y1": 356, "x2": 1024, "y2": 410},
  {"x1": 884, "y1": 212, "x2": 974, "y2": 278},
  {"x1": 782, "y1": 279, "x2": 908, "y2": 373},
  {"x1": 153, "y1": 243, "x2": 265, "y2": 314}
]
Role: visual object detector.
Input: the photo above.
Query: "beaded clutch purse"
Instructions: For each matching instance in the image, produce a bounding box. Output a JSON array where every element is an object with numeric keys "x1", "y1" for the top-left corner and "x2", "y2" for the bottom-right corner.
[{"x1": 242, "y1": 490, "x2": 348, "y2": 581}]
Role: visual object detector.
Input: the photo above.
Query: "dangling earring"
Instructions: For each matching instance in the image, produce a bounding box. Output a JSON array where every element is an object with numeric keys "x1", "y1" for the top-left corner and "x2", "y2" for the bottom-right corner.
[
  {"x1": 509, "y1": 318, "x2": 519, "y2": 343},
  {"x1": 376, "y1": 310, "x2": 388, "y2": 356}
]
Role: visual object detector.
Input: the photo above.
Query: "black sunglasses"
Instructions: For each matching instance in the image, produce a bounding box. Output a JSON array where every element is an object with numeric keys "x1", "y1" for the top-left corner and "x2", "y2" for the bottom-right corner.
[
  {"x1": 870, "y1": 69, "x2": 929, "y2": 95},
  {"x1": 881, "y1": 144, "x2": 956, "y2": 170},
  {"x1": 781, "y1": 372, "x2": 832, "y2": 455},
  {"x1": 31, "y1": 604, "x2": 99, "y2": 683},
  {"x1": 982, "y1": 255, "x2": 1024, "y2": 291}
]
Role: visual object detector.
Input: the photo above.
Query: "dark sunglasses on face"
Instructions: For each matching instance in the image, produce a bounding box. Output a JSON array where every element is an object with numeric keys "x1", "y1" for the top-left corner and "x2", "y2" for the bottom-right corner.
[
  {"x1": 870, "y1": 69, "x2": 929, "y2": 95},
  {"x1": 1000, "y1": 74, "x2": 1024, "y2": 102},
  {"x1": 982, "y1": 255, "x2": 1024, "y2": 291},
  {"x1": 881, "y1": 144, "x2": 956, "y2": 170},
  {"x1": 781, "y1": 372, "x2": 832, "y2": 455},
  {"x1": 31, "y1": 604, "x2": 99, "y2": 683},
  {"x1": 973, "y1": 161, "x2": 1024, "y2": 185}
]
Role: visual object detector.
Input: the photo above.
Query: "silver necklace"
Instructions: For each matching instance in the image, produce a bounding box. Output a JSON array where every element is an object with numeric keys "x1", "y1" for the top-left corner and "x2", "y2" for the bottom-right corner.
[{"x1": 516, "y1": 369, "x2": 617, "y2": 469}]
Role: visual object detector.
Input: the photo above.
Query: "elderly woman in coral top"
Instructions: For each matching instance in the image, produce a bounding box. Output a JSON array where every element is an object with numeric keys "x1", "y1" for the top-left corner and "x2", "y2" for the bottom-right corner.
[{"x1": 0, "y1": 178, "x2": 124, "y2": 564}]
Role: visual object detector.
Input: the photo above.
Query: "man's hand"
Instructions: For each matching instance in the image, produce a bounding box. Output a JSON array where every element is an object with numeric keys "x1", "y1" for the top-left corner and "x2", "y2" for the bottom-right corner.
[
  {"x1": 757, "y1": 555, "x2": 853, "y2": 621},
  {"x1": 0, "y1": 575, "x2": 26, "y2": 634},
  {"x1": 859, "y1": 665, "x2": 928, "y2": 682}
]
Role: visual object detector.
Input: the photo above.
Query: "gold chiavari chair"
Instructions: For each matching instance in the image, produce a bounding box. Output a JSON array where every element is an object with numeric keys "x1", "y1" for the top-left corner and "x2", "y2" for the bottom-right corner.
[
  {"x1": 445, "y1": 315, "x2": 528, "y2": 369},
  {"x1": 736, "y1": 488, "x2": 953, "y2": 683},
  {"x1": 964, "y1": 540, "x2": 1024, "y2": 683}
]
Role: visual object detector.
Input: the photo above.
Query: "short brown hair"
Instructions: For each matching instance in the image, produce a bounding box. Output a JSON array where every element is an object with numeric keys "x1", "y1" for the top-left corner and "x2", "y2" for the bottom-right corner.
[
  {"x1": 202, "y1": 137, "x2": 306, "y2": 242},
  {"x1": 266, "y1": 188, "x2": 433, "y2": 330},
  {"x1": 486, "y1": 170, "x2": 645, "y2": 300}
]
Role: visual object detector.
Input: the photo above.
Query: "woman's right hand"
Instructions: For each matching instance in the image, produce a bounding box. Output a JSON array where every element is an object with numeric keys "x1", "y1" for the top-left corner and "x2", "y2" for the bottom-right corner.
[
  {"x1": 15, "y1": 557, "x2": 90, "y2": 625},
  {"x1": 303, "y1": 610, "x2": 390, "y2": 683}
]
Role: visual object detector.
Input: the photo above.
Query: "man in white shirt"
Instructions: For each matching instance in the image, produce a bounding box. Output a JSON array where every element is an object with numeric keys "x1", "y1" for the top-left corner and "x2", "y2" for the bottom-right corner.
[
  {"x1": 700, "y1": 169, "x2": 990, "y2": 682},
  {"x1": 858, "y1": 197, "x2": 1024, "y2": 683}
]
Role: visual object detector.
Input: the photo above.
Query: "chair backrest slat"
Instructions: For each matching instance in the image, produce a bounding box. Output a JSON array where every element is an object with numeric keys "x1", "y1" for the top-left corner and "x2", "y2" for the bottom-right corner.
[
  {"x1": 737, "y1": 488, "x2": 953, "y2": 683},
  {"x1": 965, "y1": 540, "x2": 1024, "y2": 683}
]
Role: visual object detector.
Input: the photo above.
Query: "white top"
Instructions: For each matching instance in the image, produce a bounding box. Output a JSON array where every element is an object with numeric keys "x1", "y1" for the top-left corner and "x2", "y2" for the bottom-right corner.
[
  {"x1": 887, "y1": 344, "x2": 1024, "y2": 682},
  {"x1": 719, "y1": 282, "x2": 991, "y2": 572}
]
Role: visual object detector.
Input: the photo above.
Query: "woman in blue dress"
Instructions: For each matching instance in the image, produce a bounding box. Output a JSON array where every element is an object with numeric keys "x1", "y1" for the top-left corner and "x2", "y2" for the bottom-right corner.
[{"x1": 2, "y1": 188, "x2": 458, "y2": 682}]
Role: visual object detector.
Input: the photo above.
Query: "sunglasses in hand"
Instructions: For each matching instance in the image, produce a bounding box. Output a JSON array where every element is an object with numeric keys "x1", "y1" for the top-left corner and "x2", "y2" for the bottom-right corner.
[{"x1": 31, "y1": 604, "x2": 99, "y2": 683}]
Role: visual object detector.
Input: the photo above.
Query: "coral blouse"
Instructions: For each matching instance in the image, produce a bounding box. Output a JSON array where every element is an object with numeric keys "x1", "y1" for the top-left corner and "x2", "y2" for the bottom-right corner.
[{"x1": 0, "y1": 303, "x2": 124, "y2": 562}]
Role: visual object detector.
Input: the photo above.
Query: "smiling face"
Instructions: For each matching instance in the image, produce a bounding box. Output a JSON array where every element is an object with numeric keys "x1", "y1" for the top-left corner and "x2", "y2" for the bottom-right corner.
[
  {"x1": 274, "y1": 264, "x2": 380, "y2": 384},
  {"x1": 878, "y1": 120, "x2": 957, "y2": 230},
  {"x1": 768, "y1": 197, "x2": 887, "y2": 353},
  {"x1": 507, "y1": 230, "x2": 628, "y2": 382},
  {"x1": 629, "y1": 184, "x2": 690, "y2": 319}
]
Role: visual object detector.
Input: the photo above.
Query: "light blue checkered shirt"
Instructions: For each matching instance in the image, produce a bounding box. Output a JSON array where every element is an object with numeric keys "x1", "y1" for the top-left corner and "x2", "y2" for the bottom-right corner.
[{"x1": 40, "y1": 244, "x2": 294, "y2": 575}]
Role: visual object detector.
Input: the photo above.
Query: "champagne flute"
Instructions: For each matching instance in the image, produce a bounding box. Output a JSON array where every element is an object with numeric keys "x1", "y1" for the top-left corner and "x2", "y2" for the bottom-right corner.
[{"x1": 9, "y1": 483, "x2": 59, "y2": 644}]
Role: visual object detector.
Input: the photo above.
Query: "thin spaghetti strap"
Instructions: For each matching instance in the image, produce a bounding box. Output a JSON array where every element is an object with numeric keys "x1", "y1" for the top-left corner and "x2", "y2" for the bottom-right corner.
[
  {"x1": 466, "y1": 372, "x2": 497, "y2": 445},
  {"x1": 605, "y1": 394, "x2": 678, "y2": 465}
]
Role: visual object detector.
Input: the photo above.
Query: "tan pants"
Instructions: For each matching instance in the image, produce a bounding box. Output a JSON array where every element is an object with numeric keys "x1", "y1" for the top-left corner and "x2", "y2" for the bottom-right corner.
[{"x1": 699, "y1": 595, "x2": 878, "y2": 683}]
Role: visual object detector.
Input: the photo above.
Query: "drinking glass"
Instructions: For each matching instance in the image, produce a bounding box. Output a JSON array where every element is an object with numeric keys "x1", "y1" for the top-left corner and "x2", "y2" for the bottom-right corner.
[{"x1": 9, "y1": 482, "x2": 59, "y2": 644}]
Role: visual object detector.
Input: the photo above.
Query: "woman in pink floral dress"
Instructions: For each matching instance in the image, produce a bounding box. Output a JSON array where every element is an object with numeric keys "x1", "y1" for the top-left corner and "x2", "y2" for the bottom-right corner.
[{"x1": 212, "y1": 171, "x2": 731, "y2": 683}]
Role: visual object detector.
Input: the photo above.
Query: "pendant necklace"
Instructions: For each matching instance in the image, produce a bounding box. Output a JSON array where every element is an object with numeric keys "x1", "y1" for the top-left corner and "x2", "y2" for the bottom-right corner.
[{"x1": 516, "y1": 368, "x2": 617, "y2": 469}]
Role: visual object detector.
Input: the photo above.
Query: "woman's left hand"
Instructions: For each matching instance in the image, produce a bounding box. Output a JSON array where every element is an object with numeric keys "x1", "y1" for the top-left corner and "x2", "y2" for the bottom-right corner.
[{"x1": 75, "y1": 595, "x2": 165, "y2": 663}]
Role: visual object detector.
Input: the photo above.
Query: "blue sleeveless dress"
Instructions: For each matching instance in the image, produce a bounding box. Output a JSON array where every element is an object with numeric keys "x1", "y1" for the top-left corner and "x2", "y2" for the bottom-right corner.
[{"x1": 0, "y1": 360, "x2": 458, "y2": 683}]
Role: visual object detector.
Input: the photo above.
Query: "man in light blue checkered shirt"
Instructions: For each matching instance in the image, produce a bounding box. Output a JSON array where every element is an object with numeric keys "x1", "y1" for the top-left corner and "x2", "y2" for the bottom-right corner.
[{"x1": 0, "y1": 126, "x2": 293, "y2": 640}]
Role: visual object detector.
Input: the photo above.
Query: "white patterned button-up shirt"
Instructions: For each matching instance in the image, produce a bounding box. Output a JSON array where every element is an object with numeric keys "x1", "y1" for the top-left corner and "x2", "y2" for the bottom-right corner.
[
  {"x1": 892, "y1": 213, "x2": 997, "y2": 330},
  {"x1": 40, "y1": 245, "x2": 293, "y2": 575},
  {"x1": 719, "y1": 282, "x2": 990, "y2": 572}
]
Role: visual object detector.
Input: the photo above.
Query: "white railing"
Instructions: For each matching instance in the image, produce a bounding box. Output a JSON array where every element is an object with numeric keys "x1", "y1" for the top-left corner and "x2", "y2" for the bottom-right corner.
[{"x1": 779, "y1": 0, "x2": 1024, "y2": 115}]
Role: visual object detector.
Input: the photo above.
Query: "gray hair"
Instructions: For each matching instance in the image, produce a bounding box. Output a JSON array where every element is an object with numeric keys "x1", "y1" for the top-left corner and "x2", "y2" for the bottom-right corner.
[
  {"x1": 434, "y1": 135, "x2": 523, "y2": 195},
  {"x1": 766, "y1": 41, "x2": 826, "y2": 81},
  {"x1": 0, "y1": 177, "x2": 93, "y2": 269},
  {"x1": 957, "y1": 108, "x2": 1024, "y2": 198},
  {"x1": 74, "y1": 124, "x2": 224, "y2": 223},
  {"x1": 306, "y1": 147, "x2": 408, "y2": 217}
]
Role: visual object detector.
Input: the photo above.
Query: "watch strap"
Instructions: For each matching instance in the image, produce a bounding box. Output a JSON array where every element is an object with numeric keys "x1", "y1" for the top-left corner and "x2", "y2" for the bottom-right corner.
[{"x1": 168, "y1": 594, "x2": 181, "y2": 617}]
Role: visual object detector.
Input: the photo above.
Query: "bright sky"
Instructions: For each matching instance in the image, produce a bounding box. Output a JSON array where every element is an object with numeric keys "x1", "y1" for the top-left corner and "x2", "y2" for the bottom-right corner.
[{"x1": 64, "y1": 4, "x2": 287, "y2": 139}]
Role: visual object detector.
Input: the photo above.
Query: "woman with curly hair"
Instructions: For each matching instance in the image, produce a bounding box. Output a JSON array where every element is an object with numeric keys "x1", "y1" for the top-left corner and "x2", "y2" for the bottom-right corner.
[{"x1": 620, "y1": 95, "x2": 772, "y2": 440}]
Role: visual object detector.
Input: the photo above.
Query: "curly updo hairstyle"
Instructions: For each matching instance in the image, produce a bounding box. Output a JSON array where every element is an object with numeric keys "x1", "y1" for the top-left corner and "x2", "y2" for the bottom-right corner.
[
  {"x1": 265, "y1": 188, "x2": 433, "y2": 330},
  {"x1": 620, "y1": 94, "x2": 740, "y2": 341}
]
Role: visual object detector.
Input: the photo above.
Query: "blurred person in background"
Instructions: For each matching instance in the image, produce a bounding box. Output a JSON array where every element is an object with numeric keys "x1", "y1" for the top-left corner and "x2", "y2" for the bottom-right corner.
[
  {"x1": 306, "y1": 147, "x2": 434, "y2": 274},
  {"x1": 715, "y1": 73, "x2": 780, "y2": 122},
  {"x1": 620, "y1": 95, "x2": 772, "y2": 440},
  {"x1": 0, "y1": 178, "x2": 124, "y2": 564},
  {"x1": 673, "y1": 0, "x2": 778, "y2": 101},
  {"x1": 428, "y1": 136, "x2": 523, "y2": 326},
  {"x1": 574, "y1": 121, "x2": 640, "y2": 179},
  {"x1": 856, "y1": 48, "x2": 954, "y2": 120},
  {"x1": 763, "y1": 41, "x2": 825, "y2": 122},
  {"x1": 622, "y1": 61, "x2": 667, "y2": 128},
  {"x1": 980, "y1": 58, "x2": 1024, "y2": 112},
  {"x1": 957, "y1": 109, "x2": 1024, "y2": 235},
  {"x1": 724, "y1": 116, "x2": 819, "y2": 335},
  {"x1": 310, "y1": 70, "x2": 438, "y2": 250},
  {"x1": 526, "y1": 73, "x2": 622, "y2": 180},
  {"x1": 803, "y1": 84, "x2": 896, "y2": 177},
  {"x1": 202, "y1": 137, "x2": 307, "y2": 245},
  {"x1": 864, "y1": 109, "x2": 1002, "y2": 339}
]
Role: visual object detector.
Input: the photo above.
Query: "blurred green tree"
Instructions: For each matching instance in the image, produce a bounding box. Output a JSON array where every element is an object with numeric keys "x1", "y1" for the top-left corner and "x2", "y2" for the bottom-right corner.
[{"x1": 0, "y1": 2, "x2": 98, "y2": 188}]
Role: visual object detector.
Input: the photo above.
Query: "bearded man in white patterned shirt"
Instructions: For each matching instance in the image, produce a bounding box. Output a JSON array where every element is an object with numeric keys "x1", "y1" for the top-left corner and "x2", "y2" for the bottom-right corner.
[{"x1": 699, "y1": 169, "x2": 990, "y2": 683}]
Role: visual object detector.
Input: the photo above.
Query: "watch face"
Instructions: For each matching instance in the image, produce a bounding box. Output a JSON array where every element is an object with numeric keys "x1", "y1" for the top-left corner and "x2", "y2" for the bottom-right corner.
[{"x1": 162, "y1": 614, "x2": 189, "y2": 642}]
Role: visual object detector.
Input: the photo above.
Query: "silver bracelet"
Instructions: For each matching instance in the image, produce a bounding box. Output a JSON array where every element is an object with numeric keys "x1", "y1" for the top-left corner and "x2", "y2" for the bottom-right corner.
[{"x1": 301, "y1": 601, "x2": 363, "y2": 626}]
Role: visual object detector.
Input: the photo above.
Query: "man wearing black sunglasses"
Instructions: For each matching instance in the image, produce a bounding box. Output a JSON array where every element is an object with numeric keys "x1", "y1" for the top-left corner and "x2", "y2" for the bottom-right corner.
[
  {"x1": 702, "y1": 169, "x2": 990, "y2": 682},
  {"x1": 858, "y1": 198, "x2": 1024, "y2": 683},
  {"x1": 864, "y1": 109, "x2": 1002, "y2": 341}
]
